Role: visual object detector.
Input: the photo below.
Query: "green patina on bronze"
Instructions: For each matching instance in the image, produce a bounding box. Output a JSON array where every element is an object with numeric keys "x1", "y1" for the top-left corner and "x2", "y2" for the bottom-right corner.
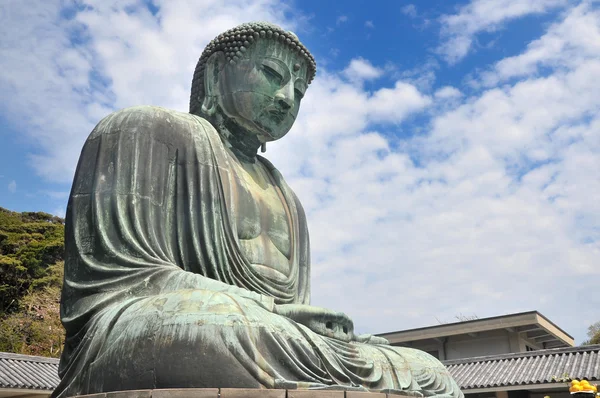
[{"x1": 53, "y1": 22, "x2": 463, "y2": 398}]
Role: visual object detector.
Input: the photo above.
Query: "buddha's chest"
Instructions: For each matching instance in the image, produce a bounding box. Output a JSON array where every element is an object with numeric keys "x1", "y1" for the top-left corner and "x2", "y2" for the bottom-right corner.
[{"x1": 226, "y1": 159, "x2": 292, "y2": 277}]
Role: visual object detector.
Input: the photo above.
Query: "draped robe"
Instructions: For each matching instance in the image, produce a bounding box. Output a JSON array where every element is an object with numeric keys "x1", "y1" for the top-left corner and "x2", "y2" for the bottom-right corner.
[{"x1": 53, "y1": 106, "x2": 463, "y2": 398}]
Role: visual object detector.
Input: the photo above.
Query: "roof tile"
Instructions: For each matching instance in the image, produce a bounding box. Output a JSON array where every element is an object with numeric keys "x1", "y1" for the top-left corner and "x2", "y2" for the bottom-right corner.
[{"x1": 0, "y1": 352, "x2": 60, "y2": 390}]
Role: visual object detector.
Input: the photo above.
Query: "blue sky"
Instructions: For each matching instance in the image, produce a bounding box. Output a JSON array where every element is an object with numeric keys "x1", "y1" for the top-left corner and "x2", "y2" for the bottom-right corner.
[{"x1": 1, "y1": 0, "x2": 599, "y2": 345}]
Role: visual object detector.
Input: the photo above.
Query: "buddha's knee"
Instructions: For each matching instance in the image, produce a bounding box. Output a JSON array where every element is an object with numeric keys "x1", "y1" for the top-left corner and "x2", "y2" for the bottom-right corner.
[
  {"x1": 111, "y1": 289, "x2": 251, "y2": 345},
  {"x1": 90, "y1": 290, "x2": 261, "y2": 390}
]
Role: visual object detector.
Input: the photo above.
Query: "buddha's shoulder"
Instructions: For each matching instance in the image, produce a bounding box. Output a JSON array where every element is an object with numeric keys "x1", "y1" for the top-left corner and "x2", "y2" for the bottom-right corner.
[{"x1": 89, "y1": 105, "x2": 217, "y2": 142}]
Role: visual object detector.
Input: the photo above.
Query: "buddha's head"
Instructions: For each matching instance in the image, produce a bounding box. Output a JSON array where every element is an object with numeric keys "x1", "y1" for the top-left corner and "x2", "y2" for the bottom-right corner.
[{"x1": 190, "y1": 22, "x2": 316, "y2": 143}]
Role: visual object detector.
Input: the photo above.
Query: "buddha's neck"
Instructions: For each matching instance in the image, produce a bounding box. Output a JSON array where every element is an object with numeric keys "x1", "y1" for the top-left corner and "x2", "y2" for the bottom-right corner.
[{"x1": 213, "y1": 112, "x2": 262, "y2": 163}]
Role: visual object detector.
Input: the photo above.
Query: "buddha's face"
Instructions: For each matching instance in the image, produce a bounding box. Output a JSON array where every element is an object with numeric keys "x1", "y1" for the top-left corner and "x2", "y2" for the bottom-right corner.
[{"x1": 216, "y1": 39, "x2": 309, "y2": 142}]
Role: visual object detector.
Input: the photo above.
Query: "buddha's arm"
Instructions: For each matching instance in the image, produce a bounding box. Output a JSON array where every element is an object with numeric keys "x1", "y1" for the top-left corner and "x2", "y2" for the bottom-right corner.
[
  {"x1": 63, "y1": 106, "x2": 278, "y2": 329},
  {"x1": 158, "y1": 266, "x2": 275, "y2": 311}
]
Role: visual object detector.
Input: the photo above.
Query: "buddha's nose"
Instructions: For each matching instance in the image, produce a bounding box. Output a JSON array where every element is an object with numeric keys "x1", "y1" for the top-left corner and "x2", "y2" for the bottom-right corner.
[{"x1": 275, "y1": 88, "x2": 293, "y2": 110}]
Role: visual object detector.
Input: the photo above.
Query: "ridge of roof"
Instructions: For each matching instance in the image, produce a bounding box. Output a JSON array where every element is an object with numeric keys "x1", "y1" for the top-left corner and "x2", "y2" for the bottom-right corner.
[
  {"x1": 0, "y1": 351, "x2": 60, "y2": 364},
  {"x1": 378, "y1": 310, "x2": 574, "y2": 340},
  {"x1": 443, "y1": 344, "x2": 600, "y2": 366}
]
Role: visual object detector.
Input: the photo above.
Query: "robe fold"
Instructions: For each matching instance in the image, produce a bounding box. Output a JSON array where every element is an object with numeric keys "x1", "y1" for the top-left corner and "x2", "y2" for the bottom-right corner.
[{"x1": 53, "y1": 106, "x2": 462, "y2": 398}]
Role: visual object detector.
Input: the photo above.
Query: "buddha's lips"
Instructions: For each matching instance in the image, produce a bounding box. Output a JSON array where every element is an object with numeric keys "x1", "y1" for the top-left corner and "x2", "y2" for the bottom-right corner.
[
  {"x1": 252, "y1": 107, "x2": 291, "y2": 137},
  {"x1": 268, "y1": 109, "x2": 287, "y2": 123},
  {"x1": 251, "y1": 119, "x2": 274, "y2": 137}
]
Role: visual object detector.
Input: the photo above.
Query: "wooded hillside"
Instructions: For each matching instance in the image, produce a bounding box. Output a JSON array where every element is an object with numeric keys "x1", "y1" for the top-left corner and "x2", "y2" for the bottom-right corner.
[{"x1": 0, "y1": 207, "x2": 64, "y2": 357}]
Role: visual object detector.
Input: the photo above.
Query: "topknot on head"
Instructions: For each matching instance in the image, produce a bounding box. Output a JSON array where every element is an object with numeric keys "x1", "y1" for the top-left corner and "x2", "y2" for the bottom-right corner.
[{"x1": 190, "y1": 21, "x2": 316, "y2": 115}]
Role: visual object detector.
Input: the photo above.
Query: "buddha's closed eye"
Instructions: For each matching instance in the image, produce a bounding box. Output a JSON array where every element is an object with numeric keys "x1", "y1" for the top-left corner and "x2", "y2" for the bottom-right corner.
[{"x1": 262, "y1": 64, "x2": 283, "y2": 84}]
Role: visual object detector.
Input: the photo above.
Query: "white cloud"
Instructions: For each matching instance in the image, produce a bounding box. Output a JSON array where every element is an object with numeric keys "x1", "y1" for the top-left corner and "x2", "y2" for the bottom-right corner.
[
  {"x1": 367, "y1": 81, "x2": 432, "y2": 123},
  {"x1": 480, "y1": 2, "x2": 600, "y2": 85},
  {"x1": 437, "y1": 0, "x2": 568, "y2": 64},
  {"x1": 434, "y1": 86, "x2": 462, "y2": 99},
  {"x1": 402, "y1": 4, "x2": 417, "y2": 18},
  {"x1": 52, "y1": 206, "x2": 66, "y2": 218},
  {"x1": 342, "y1": 57, "x2": 384, "y2": 84},
  {"x1": 7, "y1": 180, "x2": 16, "y2": 193},
  {"x1": 336, "y1": 15, "x2": 348, "y2": 25},
  {"x1": 365, "y1": 20, "x2": 375, "y2": 29}
]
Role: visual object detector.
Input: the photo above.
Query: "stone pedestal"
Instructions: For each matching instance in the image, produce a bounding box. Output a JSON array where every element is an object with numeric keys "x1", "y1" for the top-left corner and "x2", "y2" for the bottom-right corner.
[{"x1": 73, "y1": 388, "x2": 411, "y2": 398}]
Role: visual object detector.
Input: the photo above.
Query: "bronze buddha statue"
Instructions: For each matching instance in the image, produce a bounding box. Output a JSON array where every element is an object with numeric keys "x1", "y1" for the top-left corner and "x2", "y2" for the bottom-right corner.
[{"x1": 53, "y1": 22, "x2": 462, "y2": 398}]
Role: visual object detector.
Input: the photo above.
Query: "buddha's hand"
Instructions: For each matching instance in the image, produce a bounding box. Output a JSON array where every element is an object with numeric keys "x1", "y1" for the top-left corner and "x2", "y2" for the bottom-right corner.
[
  {"x1": 353, "y1": 334, "x2": 390, "y2": 345},
  {"x1": 274, "y1": 304, "x2": 355, "y2": 342}
]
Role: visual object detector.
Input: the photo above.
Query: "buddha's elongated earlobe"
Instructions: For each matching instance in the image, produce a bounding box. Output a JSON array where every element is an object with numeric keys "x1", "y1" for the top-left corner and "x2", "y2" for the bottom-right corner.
[
  {"x1": 261, "y1": 142, "x2": 267, "y2": 153},
  {"x1": 201, "y1": 96, "x2": 216, "y2": 116},
  {"x1": 201, "y1": 52, "x2": 225, "y2": 116}
]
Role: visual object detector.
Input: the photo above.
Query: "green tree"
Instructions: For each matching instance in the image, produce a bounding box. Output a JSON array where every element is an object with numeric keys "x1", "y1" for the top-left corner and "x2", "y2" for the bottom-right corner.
[
  {"x1": 581, "y1": 321, "x2": 600, "y2": 345},
  {"x1": 0, "y1": 207, "x2": 64, "y2": 314},
  {"x1": 0, "y1": 262, "x2": 64, "y2": 357},
  {"x1": 0, "y1": 207, "x2": 65, "y2": 357}
]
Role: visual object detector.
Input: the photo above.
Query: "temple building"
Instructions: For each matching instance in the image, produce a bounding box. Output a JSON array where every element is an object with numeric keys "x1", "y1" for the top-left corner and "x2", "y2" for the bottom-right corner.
[
  {"x1": 377, "y1": 311, "x2": 599, "y2": 398},
  {"x1": 377, "y1": 311, "x2": 574, "y2": 360}
]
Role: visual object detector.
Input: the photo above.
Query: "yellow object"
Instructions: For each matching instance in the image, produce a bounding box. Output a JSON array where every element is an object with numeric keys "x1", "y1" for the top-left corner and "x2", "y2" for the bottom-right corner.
[
  {"x1": 583, "y1": 383, "x2": 595, "y2": 392},
  {"x1": 572, "y1": 385, "x2": 584, "y2": 392},
  {"x1": 573, "y1": 380, "x2": 581, "y2": 385}
]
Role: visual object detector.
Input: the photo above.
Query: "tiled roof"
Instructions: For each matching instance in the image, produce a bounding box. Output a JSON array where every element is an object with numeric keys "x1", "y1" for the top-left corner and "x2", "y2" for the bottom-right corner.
[
  {"x1": 0, "y1": 352, "x2": 60, "y2": 391},
  {"x1": 444, "y1": 345, "x2": 600, "y2": 391}
]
